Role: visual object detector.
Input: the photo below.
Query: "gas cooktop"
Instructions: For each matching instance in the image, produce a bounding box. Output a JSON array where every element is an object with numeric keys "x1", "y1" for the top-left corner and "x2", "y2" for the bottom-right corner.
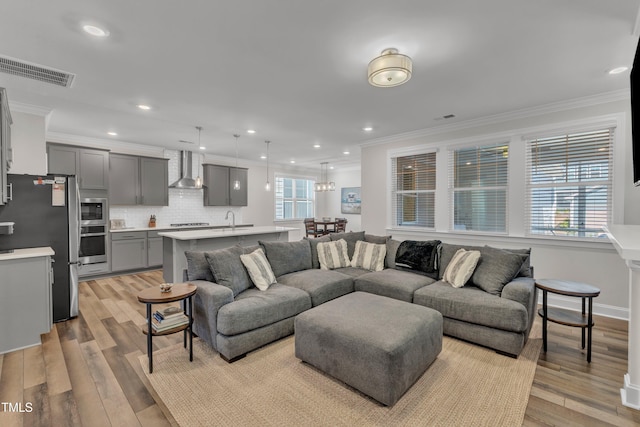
[{"x1": 169, "y1": 222, "x2": 210, "y2": 227}]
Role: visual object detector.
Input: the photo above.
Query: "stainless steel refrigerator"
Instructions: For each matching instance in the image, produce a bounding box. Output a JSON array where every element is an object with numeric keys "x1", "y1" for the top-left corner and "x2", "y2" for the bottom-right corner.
[{"x1": 0, "y1": 174, "x2": 80, "y2": 321}]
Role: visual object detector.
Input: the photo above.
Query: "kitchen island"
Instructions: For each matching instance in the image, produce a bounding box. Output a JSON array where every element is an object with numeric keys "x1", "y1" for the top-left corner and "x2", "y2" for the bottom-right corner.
[{"x1": 159, "y1": 226, "x2": 296, "y2": 283}]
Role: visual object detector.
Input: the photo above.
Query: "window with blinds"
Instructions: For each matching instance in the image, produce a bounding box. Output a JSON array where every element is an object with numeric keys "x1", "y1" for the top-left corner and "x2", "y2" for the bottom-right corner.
[
  {"x1": 525, "y1": 128, "x2": 614, "y2": 239},
  {"x1": 274, "y1": 176, "x2": 315, "y2": 220},
  {"x1": 449, "y1": 143, "x2": 509, "y2": 233},
  {"x1": 391, "y1": 152, "x2": 436, "y2": 228}
]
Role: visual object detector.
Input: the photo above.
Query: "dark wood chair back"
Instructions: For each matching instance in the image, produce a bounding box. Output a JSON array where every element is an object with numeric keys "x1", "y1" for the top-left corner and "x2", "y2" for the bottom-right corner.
[
  {"x1": 335, "y1": 218, "x2": 347, "y2": 233},
  {"x1": 304, "y1": 218, "x2": 319, "y2": 237}
]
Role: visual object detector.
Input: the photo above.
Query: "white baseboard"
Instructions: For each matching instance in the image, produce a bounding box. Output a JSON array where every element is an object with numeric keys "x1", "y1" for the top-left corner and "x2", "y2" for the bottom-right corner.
[{"x1": 538, "y1": 293, "x2": 629, "y2": 321}]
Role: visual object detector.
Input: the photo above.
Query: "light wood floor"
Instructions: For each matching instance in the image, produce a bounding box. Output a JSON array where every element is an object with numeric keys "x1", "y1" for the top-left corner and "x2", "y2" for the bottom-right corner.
[{"x1": 0, "y1": 270, "x2": 638, "y2": 426}]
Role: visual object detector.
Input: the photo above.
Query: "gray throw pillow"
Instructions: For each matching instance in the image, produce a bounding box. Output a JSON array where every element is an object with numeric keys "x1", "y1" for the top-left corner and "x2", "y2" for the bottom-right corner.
[
  {"x1": 259, "y1": 239, "x2": 312, "y2": 277},
  {"x1": 364, "y1": 234, "x2": 391, "y2": 244},
  {"x1": 495, "y1": 247, "x2": 532, "y2": 277},
  {"x1": 329, "y1": 231, "x2": 365, "y2": 259},
  {"x1": 204, "y1": 246, "x2": 252, "y2": 296},
  {"x1": 386, "y1": 239, "x2": 402, "y2": 269},
  {"x1": 305, "y1": 235, "x2": 331, "y2": 269},
  {"x1": 185, "y1": 251, "x2": 214, "y2": 281},
  {"x1": 471, "y1": 246, "x2": 525, "y2": 295}
]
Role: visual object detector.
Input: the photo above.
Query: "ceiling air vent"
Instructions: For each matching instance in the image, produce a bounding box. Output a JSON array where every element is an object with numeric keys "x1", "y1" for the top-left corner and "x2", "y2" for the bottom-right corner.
[{"x1": 0, "y1": 55, "x2": 75, "y2": 88}]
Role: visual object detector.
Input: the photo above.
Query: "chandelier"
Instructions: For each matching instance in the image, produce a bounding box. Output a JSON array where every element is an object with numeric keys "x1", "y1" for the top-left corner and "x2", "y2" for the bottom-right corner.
[{"x1": 314, "y1": 162, "x2": 335, "y2": 192}]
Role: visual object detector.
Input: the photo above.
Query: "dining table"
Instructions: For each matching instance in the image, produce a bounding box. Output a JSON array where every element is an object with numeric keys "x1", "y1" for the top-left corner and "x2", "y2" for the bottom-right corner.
[{"x1": 314, "y1": 219, "x2": 337, "y2": 235}]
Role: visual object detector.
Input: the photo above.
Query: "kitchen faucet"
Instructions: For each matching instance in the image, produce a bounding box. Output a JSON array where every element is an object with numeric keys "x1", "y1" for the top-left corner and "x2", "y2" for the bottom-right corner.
[{"x1": 225, "y1": 210, "x2": 235, "y2": 230}]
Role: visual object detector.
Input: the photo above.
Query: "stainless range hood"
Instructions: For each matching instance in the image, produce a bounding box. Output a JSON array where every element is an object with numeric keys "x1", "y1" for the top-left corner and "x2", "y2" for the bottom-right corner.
[{"x1": 169, "y1": 151, "x2": 200, "y2": 189}]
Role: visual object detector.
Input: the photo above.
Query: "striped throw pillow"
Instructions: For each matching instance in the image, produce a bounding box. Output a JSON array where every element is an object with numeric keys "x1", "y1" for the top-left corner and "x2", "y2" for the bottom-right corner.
[
  {"x1": 351, "y1": 240, "x2": 386, "y2": 271},
  {"x1": 442, "y1": 248, "x2": 481, "y2": 288},
  {"x1": 240, "y1": 248, "x2": 276, "y2": 291},
  {"x1": 317, "y1": 239, "x2": 350, "y2": 270}
]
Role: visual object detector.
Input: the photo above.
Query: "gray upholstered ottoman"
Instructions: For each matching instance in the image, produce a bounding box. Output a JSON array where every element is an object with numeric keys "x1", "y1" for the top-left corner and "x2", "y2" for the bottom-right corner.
[{"x1": 294, "y1": 291, "x2": 443, "y2": 406}]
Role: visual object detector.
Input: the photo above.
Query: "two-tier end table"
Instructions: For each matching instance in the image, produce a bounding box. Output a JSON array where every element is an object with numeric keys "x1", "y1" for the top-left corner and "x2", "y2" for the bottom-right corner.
[
  {"x1": 137, "y1": 283, "x2": 197, "y2": 373},
  {"x1": 535, "y1": 279, "x2": 601, "y2": 363}
]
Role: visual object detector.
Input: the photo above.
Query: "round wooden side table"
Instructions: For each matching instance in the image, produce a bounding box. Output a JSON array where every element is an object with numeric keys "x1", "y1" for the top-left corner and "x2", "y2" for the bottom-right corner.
[
  {"x1": 535, "y1": 279, "x2": 600, "y2": 363},
  {"x1": 137, "y1": 283, "x2": 197, "y2": 373}
]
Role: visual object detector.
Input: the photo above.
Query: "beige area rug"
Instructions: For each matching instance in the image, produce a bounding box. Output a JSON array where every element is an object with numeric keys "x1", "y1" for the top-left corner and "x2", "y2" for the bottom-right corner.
[{"x1": 141, "y1": 326, "x2": 542, "y2": 427}]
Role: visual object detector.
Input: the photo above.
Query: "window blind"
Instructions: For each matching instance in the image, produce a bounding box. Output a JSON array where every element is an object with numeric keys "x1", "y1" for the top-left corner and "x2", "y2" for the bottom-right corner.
[
  {"x1": 525, "y1": 128, "x2": 614, "y2": 239},
  {"x1": 274, "y1": 176, "x2": 315, "y2": 220},
  {"x1": 448, "y1": 143, "x2": 509, "y2": 233},
  {"x1": 391, "y1": 152, "x2": 436, "y2": 228}
]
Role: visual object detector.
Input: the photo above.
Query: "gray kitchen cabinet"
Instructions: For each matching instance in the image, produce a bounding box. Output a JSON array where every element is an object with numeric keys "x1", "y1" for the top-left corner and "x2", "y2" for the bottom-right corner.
[
  {"x1": 109, "y1": 153, "x2": 168, "y2": 206},
  {"x1": 203, "y1": 164, "x2": 248, "y2": 206},
  {"x1": 111, "y1": 231, "x2": 147, "y2": 272},
  {"x1": 140, "y1": 157, "x2": 169, "y2": 206},
  {"x1": 0, "y1": 87, "x2": 12, "y2": 205},
  {"x1": 47, "y1": 144, "x2": 109, "y2": 190},
  {"x1": 147, "y1": 235, "x2": 163, "y2": 267},
  {"x1": 0, "y1": 253, "x2": 53, "y2": 354}
]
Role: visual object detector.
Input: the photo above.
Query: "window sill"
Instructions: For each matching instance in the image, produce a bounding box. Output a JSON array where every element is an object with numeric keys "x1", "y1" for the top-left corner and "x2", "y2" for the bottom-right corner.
[{"x1": 386, "y1": 227, "x2": 616, "y2": 251}]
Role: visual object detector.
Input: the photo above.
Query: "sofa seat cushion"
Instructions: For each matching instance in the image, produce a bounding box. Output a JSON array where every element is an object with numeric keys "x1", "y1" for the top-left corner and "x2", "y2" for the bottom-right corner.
[
  {"x1": 354, "y1": 269, "x2": 436, "y2": 302},
  {"x1": 277, "y1": 269, "x2": 354, "y2": 306},
  {"x1": 413, "y1": 281, "x2": 529, "y2": 333},
  {"x1": 217, "y1": 284, "x2": 311, "y2": 336},
  {"x1": 334, "y1": 266, "x2": 370, "y2": 278}
]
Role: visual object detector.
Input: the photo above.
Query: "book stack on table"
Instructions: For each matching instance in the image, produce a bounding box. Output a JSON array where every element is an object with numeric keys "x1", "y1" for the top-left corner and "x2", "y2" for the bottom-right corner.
[{"x1": 152, "y1": 306, "x2": 188, "y2": 332}]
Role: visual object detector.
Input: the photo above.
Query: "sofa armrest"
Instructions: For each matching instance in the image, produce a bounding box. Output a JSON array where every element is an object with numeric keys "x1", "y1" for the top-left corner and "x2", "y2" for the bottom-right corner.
[
  {"x1": 501, "y1": 277, "x2": 538, "y2": 337},
  {"x1": 192, "y1": 280, "x2": 234, "y2": 351}
]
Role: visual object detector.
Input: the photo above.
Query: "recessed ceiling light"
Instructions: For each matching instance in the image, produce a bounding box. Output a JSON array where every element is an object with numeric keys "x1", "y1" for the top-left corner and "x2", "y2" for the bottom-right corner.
[
  {"x1": 609, "y1": 67, "x2": 629, "y2": 75},
  {"x1": 137, "y1": 104, "x2": 151, "y2": 110},
  {"x1": 247, "y1": 129, "x2": 256, "y2": 134},
  {"x1": 260, "y1": 155, "x2": 267, "y2": 159},
  {"x1": 82, "y1": 25, "x2": 109, "y2": 37},
  {"x1": 313, "y1": 144, "x2": 321, "y2": 148},
  {"x1": 199, "y1": 146, "x2": 206, "y2": 150},
  {"x1": 343, "y1": 151, "x2": 350, "y2": 155},
  {"x1": 290, "y1": 160, "x2": 295, "y2": 164},
  {"x1": 363, "y1": 127, "x2": 373, "y2": 132},
  {"x1": 107, "y1": 131, "x2": 117, "y2": 136},
  {"x1": 329, "y1": 166, "x2": 334, "y2": 169}
]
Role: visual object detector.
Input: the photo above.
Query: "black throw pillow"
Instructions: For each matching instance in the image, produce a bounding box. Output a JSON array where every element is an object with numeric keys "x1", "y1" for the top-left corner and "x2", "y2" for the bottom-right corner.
[{"x1": 394, "y1": 240, "x2": 441, "y2": 278}]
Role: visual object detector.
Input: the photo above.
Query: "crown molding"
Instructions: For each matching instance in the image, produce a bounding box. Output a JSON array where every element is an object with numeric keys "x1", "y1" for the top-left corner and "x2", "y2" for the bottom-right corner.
[
  {"x1": 8, "y1": 100, "x2": 53, "y2": 117},
  {"x1": 360, "y1": 89, "x2": 630, "y2": 148},
  {"x1": 46, "y1": 131, "x2": 164, "y2": 157}
]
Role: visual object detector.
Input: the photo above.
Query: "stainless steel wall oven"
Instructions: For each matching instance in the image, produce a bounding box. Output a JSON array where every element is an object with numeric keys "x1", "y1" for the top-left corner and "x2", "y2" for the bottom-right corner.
[{"x1": 80, "y1": 198, "x2": 108, "y2": 265}]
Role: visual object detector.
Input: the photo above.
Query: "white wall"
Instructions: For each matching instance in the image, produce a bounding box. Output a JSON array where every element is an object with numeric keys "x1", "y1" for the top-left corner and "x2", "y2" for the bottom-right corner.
[
  {"x1": 9, "y1": 111, "x2": 47, "y2": 175},
  {"x1": 319, "y1": 168, "x2": 362, "y2": 232},
  {"x1": 361, "y1": 96, "x2": 639, "y2": 319}
]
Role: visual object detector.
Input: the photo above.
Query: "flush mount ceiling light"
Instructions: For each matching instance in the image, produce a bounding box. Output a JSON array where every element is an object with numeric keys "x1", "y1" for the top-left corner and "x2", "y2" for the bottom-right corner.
[
  {"x1": 368, "y1": 48, "x2": 412, "y2": 87},
  {"x1": 315, "y1": 162, "x2": 335, "y2": 192},
  {"x1": 82, "y1": 24, "x2": 109, "y2": 37}
]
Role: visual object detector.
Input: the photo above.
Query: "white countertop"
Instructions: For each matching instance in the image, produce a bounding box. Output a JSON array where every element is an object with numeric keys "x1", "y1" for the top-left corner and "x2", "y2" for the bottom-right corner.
[
  {"x1": 158, "y1": 225, "x2": 297, "y2": 240},
  {"x1": 110, "y1": 224, "x2": 253, "y2": 233},
  {"x1": 0, "y1": 247, "x2": 55, "y2": 261},
  {"x1": 605, "y1": 224, "x2": 640, "y2": 261}
]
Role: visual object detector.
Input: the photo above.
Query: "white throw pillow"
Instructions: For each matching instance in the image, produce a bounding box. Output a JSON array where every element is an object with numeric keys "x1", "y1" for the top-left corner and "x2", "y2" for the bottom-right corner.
[
  {"x1": 443, "y1": 248, "x2": 481, "y2": 288},
  {"x1": 351, "y1": 240, "x2": 386, "y2": 271},
  {"x1": 240, "y1": 248, "x2": 276, "y2": 291},
  {"x1": 317, "y1": 239, "x2": 350, "y2": 270}
]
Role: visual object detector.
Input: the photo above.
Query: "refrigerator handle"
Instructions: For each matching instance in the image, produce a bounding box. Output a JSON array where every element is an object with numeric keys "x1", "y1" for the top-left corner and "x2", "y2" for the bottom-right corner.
[
  {"x1": 6, "y1": 183, "x2": 12, "y2": 201},
  {"x1": 75, "y1": 183, "x2": 81, "y2": 255}
]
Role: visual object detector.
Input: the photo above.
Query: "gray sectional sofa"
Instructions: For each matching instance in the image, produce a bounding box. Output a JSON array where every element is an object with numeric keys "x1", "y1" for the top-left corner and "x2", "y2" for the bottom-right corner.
[{"x1": 185, "y1": 231, "x2": 537, "y2": 362}]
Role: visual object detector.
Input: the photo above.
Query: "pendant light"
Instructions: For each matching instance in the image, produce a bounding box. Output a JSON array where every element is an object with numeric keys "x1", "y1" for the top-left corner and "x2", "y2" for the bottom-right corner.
[
  {"x1": 194, "y1": 126, "x2": 203, "y2": 189},
  {"x1": 233, "y1": 134, "x2": 241, "y2": 190},
  {"x1": 314, "y1": 162, "x2": 335, "y2": 192},
  {"x1": 264, "y1": 140, "x2": 271, "y2": 191}
]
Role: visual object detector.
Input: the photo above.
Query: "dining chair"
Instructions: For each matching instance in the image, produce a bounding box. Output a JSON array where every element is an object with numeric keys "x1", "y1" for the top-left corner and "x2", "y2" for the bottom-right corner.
[
  {"x1": 335, "y1": 218, "x2": 347, "y2": 233},
  {"x1": 304, "y1": 218, "x2": 320, "y2": 237}
]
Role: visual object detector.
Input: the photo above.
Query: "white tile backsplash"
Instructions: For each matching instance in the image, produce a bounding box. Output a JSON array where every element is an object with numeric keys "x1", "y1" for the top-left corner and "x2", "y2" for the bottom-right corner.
[{"x1": 109, "y1": 150, "x2": 243, "y2": 228}]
